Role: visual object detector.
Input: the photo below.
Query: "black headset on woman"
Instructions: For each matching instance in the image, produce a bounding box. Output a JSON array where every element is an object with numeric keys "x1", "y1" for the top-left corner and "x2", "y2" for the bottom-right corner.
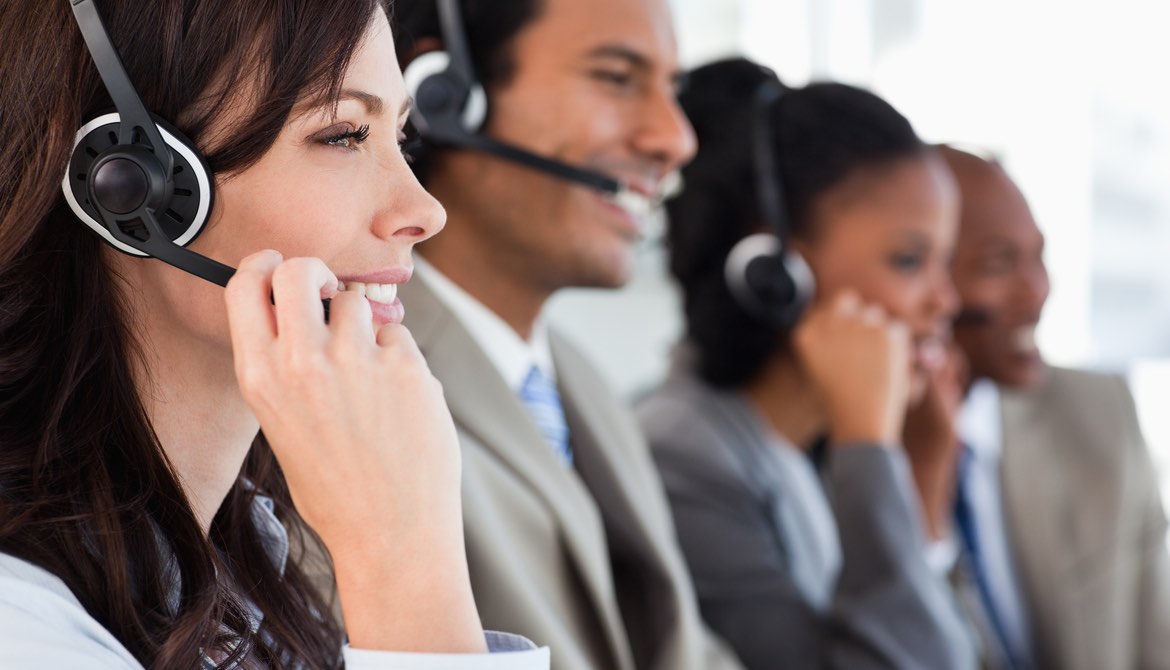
[
  {"x1": 62, "y1": 0, "x2": 229, "y2": 287},
  {"x1": 722, "y1": 76, "x2": 815, "y2": 328},
  {"x1": 64, "y1": 0, "x2": 331, "y2": 317}
]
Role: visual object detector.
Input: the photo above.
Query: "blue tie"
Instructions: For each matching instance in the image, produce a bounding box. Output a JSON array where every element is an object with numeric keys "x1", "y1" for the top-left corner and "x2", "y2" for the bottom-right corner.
[
  {"x1": 518, "y1": 365, "x2": 572, "y2": 467},
  {"x1": 954, "y1": 444, "x2": 1019, "y2": 670}
]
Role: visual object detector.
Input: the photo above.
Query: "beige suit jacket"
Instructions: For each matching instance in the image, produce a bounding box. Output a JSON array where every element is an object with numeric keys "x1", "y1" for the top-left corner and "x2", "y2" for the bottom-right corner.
[
  {"x1": 999, "y1": 366, "x2": 1170, "y2": 670},
  {"x1": 397, "y1": 277, "x2": 742, "y2": 670}
]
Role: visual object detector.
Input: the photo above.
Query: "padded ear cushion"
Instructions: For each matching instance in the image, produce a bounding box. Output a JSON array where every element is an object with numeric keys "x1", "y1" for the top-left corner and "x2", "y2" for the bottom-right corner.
[
  {"x1": 62, "y1": 112, "x2": 213, "y2": 258},
  {"x1": 403, "y1": 50, "x2": 487, "y2": 134},
  {"x1": 724, "y1": 232, "x2": 815, "y2": 327}
]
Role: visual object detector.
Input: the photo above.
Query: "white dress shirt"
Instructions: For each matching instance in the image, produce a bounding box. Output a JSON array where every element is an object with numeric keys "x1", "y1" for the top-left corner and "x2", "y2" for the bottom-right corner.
[
  {"x1": 414, "y1": 256, "x2": 555, "y2": 390},
  {"x1": 956, "y1": 378, "x2": 1034, "y2": 666}
]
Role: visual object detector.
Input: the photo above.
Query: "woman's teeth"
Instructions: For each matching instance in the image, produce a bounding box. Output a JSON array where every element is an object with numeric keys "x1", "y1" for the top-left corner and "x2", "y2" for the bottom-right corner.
[{"x1": 337, "y1": 281, "x2": 398, "y2": 305}]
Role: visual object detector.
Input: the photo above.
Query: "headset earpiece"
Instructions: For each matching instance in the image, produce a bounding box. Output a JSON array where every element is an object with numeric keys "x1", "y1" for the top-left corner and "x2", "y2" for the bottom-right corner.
[
  {"x1": 63, "y1": 112, "x2": 213, "y2": 257},
  {"x1": 723, "y1": 75, "x2": 815, "y2": 328},
  {"x1": 725, "y1": 232, "x2": 814, "y2": 328},
  {"x1": 404, "y1": 50, "x2": 487, "y2": 136}
]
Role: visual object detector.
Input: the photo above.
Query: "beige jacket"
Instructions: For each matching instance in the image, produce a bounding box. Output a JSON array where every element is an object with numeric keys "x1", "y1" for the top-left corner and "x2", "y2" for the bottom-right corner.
[
  {"x1": 999, "y1": 366, "x2": 1170, "y2": 670},
  {"x1": 395, "y1": 277, "x2": 742, "y2": 670}
]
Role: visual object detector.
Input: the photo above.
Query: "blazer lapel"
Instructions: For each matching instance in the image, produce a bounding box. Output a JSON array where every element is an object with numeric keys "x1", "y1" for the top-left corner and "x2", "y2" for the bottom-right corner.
[
  {"x1": 400, "y1": 278, "x2": 634, "y2": 667},
  {"x1": 1000, "y1": 370, "x2": 1112, "y2": 670},
  {"x1": 1000, "y1": 385, "x2": 1065, "y2": 668},
  {"x1": 553, "y1": 335, "x2": 663, "y2": 561},
  {"x1": 551, "y1": 332, "x2": 687, "y2": 667}
]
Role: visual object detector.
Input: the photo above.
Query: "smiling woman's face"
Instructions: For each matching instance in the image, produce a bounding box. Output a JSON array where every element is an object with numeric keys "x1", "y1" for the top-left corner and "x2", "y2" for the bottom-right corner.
[
  {"x1": 113, "y1": 8, "x2": 443, "y2": 356},
  {"x1": 796, "y1": 154, "x2": 960, "y2": 401}
]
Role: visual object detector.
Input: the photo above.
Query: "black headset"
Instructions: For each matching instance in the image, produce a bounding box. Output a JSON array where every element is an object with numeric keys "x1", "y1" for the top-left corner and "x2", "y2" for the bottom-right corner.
[
  {"x1": 63, "y1": 0, "x2": 233, "y2": 287},
  {"x1": 64, "y1": 0, "x2": 331, "y2": 317},
  {"x1": 401, "y1": 0, "x2": 628, "y2": 196},
  {"x1": 722, "y1": 78, "x2": 815, "y2": 328}
]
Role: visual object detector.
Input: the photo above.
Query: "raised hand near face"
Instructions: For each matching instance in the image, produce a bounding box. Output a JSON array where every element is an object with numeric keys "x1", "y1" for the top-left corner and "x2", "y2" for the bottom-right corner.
[
  {"x1": 224, "y1": 250, "x2": 485, "y2": 654},
  {"x1": 793, "y1": 290, "x2": 912, "y2": 448}
]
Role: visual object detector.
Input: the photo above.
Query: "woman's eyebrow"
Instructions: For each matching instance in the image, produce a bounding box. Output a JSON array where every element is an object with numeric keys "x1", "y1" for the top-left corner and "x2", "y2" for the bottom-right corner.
[
  {"x1": 339, "y1": 89, "x2": 384, "y2": 115},
  {"x1": 291, "y1": 91, "x2": 409, "y2": 122}
]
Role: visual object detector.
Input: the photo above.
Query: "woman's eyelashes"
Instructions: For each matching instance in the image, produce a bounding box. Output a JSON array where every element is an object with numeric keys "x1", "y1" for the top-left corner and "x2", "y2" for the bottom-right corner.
[
  {"x1": 310, "y1": 122, "x2": 420, "y2": 165},
  {"x1": 399, "y1": 125, "x2": 422, "y2": 164},
  {"x1": 317, "y1": 123, "x2": 370, "y2": 150}
]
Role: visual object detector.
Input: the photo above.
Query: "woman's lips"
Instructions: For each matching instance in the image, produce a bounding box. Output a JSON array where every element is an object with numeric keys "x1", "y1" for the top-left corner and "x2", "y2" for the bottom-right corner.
[{"x1": 336, "y1": 275, "x2": 409, "y2": 326}]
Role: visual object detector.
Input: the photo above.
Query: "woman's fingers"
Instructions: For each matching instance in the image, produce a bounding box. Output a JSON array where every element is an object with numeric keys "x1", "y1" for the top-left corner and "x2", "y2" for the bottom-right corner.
[
  {"x1": 271, "y1": 257, "x2": 336, "y2": 344},
  {"x1": 224, "y1": 250, "x2": 282, "y2": 362},
  {"x1": 329, "y1": 290, "x2": 376, "y2": 348}
]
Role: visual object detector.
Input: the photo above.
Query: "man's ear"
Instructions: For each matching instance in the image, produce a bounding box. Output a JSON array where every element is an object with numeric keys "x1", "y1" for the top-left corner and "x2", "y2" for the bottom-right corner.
[{"x1": 403, "y1": 36, "x2": 445, "y2": 69}]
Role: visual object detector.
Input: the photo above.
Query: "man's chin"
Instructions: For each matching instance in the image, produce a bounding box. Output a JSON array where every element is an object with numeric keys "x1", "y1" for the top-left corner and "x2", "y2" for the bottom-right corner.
[
  {"x1": 571, "y1": 248, "x2": 637, "y2": 290},
  {"x1": 994, "y1": 356, "x2": 1047, "y2": 391}
]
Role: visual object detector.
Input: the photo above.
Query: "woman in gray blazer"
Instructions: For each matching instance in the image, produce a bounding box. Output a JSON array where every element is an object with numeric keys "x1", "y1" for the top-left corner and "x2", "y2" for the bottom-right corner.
[{"x1": 637, "y1": 58, "x2": 975, "y2": 670}]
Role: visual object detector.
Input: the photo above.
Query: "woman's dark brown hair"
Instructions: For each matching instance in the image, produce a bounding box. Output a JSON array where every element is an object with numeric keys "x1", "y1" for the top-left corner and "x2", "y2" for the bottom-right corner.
[{"x1": 0, "y1": 1, "x2": 390, "y2": 667}]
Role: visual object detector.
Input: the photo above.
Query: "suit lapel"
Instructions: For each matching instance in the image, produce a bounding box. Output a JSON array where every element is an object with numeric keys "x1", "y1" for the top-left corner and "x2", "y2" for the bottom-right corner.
[
  {"x1": 400, "y1": 278, "x2": 634, "y2": 666},
  {"x1": 552, "y1": 333, "x2": 665, "y2": 564},
  {"x1": 552, "y1": 332, "x2": 690, "y2": 667},
  {"x1": 1000, "y1": 370, "x2": 1108, "y2": 670}
]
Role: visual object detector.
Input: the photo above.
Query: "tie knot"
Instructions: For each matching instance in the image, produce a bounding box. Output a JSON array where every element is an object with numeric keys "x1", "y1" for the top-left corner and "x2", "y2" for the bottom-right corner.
[{"x1": 521, "y1": 365, "x2": 557, "y2": 400}]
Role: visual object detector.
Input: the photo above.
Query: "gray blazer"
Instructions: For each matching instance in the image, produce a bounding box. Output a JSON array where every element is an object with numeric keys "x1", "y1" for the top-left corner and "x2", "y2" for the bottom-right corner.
[
  {"x1": 997, "y1": 366, "x2": 1170, "y2": 670},
  {"x1": 396, "y1": 278, "x2": 743, "y2": 670},
  {"x1": 637, "y1": 357, "x2": 976, "y2": 670}
]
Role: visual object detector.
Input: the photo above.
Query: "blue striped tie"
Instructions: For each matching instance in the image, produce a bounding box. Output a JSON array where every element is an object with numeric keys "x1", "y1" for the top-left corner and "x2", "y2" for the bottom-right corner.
[{"x1": 518, "y1": 365, "x2": 572, "y2": 467}]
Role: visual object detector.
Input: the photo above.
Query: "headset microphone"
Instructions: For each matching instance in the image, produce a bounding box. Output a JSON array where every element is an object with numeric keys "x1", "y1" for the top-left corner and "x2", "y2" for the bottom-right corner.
[
  {"x1": 404, "y1": 0, "x2": 654, "y2": 210},
  {"x1": 64, "y1": 0, "x2": 330, "y2": 319}
]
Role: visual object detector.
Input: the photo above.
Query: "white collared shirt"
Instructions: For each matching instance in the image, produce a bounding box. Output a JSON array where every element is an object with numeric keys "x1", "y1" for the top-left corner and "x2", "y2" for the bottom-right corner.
[
  {"x1": 956, "y1": 378, "x2": 1034, "y2": 665},
  {"x1": 414, "y1": 256, "x2": 556, "y2": 391}
]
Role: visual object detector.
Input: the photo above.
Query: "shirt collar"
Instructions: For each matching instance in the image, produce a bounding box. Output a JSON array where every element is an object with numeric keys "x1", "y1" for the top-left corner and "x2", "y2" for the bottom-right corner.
[
  {"x1": 957, "y1": 377, "x2": 1004, "y2": 461},
  {"x1": 413, "y1": 256, "x2": 555, "y2": 392}
]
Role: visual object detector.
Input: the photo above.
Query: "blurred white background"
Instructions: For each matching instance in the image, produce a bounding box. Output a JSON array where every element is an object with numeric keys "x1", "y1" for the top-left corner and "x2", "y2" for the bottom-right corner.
[{"x1": 546, "y1": 0, "x2": 1170, "y2": 501}]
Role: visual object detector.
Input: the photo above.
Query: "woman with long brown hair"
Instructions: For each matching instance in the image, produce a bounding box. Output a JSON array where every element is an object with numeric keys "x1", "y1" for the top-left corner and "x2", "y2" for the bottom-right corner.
[{"x1": 0, "y1": 0, "x2": 546, "y2": 667}]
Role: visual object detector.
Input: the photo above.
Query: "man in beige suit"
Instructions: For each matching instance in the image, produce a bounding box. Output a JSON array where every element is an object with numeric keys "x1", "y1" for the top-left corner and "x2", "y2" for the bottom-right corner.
[
  {"x1": 943, "y1": 145, "x2": 1170, "y2": 670},
  {"x1": 384, "y1": 1, "x2": 742, "y2": 669}
]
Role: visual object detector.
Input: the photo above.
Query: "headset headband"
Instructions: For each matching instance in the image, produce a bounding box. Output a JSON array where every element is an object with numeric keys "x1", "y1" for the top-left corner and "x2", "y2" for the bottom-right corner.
[
  {"x1": 751, "y1": 79, "x2": 788, "y2": 243},
  {"x1": 437, "y1": 0, "x2": 476, "y2": 91},
  {"x1": 71, "y1": 0, "x2": 171, "y2": 175},
  {"x1": 409, "y1": 0, "x2": 625, "y2": 196}
]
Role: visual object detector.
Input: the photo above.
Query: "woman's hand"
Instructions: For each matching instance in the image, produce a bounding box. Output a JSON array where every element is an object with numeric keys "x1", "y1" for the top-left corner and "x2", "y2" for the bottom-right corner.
[
  {"x1": 224, "y1": 250, "x2": 486, "y2": 653},
  {"x1": 903, "y1": 341, "x2": 967, "y2": 540},
  {"x1": 793, "y1": 290, "x2": 911, "y2": 447}
]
